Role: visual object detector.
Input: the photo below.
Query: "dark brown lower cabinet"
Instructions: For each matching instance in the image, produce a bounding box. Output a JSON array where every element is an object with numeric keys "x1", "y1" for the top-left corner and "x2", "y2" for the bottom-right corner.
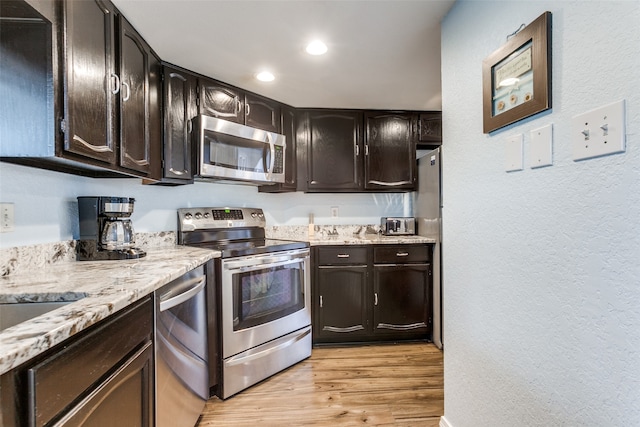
[
  {"x1": 312, "y1": 244, "x2": 432, "y2": 344},
  {"x1": 0, "y1": 297, "x2": 153, "y2": 427},
  {"x1": 373, "y1": 264, "x2": 431, "y2": 339},
  {"x1": 315, "y1": 264, "x2": 369, "y2": 341},
  {"x1": 53, "y1": 342, "x2": 153, "y2": 427}
]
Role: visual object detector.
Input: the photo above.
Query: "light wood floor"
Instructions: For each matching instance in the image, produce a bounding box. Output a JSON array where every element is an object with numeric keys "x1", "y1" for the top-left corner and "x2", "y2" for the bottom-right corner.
[{"x1": 197, "y1": 342, "x2": 443, "y2": 426}]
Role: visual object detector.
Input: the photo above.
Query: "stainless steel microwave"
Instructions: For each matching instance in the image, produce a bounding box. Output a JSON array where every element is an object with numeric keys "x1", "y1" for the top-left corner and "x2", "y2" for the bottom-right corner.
[{"x1": 195, "y1": 114, "x2": 286, "y2": 184}]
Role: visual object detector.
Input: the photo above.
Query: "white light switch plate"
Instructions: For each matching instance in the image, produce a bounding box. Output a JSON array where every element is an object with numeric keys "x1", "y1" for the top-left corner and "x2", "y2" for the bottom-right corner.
[
  {"x1": 505, "y1": 134, "x2": 523, "y2": 172},
  {"x1": 572, "y1": 100, "x2": 625, "y2": 161},
  {"x1": 530, "y1": 124, "x2": 553, "y2": 168},
  {"x1": 1, "y1": 203, "x2": 15, "y2": 232}
]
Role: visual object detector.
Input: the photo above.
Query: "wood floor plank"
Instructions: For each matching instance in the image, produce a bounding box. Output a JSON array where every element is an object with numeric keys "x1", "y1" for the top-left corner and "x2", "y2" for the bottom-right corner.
[{"x1": 197, "y1": 342, "x2": 443, "y2": 426}]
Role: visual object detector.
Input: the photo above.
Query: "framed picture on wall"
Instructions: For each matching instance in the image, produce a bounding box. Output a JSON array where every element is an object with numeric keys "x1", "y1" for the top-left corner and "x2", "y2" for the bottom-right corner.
[{"x1": 482, "y1": 11, "x2": 552, "y2": 134}]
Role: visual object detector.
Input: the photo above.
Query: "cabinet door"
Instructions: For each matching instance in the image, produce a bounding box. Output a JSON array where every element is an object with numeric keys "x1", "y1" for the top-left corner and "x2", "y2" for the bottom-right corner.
[
  {"x1": 54, "y1": 343, "x2": 153, "y2": 427},
  {"x1": 418, "y1": 112, "x2": 442, "y2": 144},
  {"x1": 373, "y1": 264, "x2": 431, "y2": 338},
  {"x1": 307, "y1": 111, "x2": 363, "y2": 191},
  {"x1": 198, "y1": 78, "x2": 244, "y2": 123},
  {"x1": 245, "y1": 93, "x2": 281, "y2": 132},
  {"x1": 163, "y1": 66, "x2": 197, "y2": 181},
  {"x1": 364, "y1": 112, "x2": 417, "y2": 191},
  {"x1": 62, "y1": 0, "x2": 117, "y2": 165},
  {"x1": 315, "y1": 266, "x2": 369, "y2": 342},
  {"x1": 118, "y1": 17, "x2": 154, "y2": 174}
]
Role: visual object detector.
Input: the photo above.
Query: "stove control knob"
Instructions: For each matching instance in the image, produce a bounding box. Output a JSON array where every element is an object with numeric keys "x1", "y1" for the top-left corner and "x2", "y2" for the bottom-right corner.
[
  {"x1": 203, "y1": 212, "x2": 210, "y2": 218},
  {"x1": 258, "y1": 212, "x2": 264, "y2": 218},
  {"x1": 195, "y1": 212, "x2": 202, "y2": 219},
  {"x1": 184, "y1": 213, "x2": 193, "y2": 220},
  {"x1": 251, "y1": 212, "x2": 257, "y2": 218}
]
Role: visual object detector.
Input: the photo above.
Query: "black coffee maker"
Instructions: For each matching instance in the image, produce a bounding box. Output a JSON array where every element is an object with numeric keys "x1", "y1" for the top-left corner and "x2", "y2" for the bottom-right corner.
[{"x1": 77, "y1": 196, "x2": 146, "y2": 261}]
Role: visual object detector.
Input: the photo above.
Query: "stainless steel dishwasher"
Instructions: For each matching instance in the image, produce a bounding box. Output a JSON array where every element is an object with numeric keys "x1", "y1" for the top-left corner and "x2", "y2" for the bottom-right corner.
[{"x1": 155, "y1": 265, "x2": 208, "y2": 427}]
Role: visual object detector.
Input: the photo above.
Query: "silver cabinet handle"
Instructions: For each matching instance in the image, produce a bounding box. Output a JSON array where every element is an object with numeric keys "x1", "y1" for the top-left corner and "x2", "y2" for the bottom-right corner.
[
  {"x1": 245, "y1": 103, "x2": 250, "y2": 116},
  {"x1": 365, "y1": 144, "x2": 369, "y2": 156},
  {"x1": 374, "y1": 293, "x2": 378, "y2": 305},
  {"x1": 396, "y1": 252, "x2": 409, "y2": 257},
  {"x1": 320, "y1": 295, "x2": 323, "y2": 308},
  {"x1": 236, "y1": 98, "x2": 242, "y2": 114},
  {"x1": 337, "y1": 254, "x2": 350, "y2": 258},
  {"x1": 355, "y1": 144, "x2": 359, "y2": 156},
  {"x1": 159, "y1": 277, "x2": 205, "y2": 312},
  {"x1": 122, "y1": 81, "x2": 130, "y2": 102},
  {"x1": 187, "y1": 119, "x2": 192, "y2": 134},
  {"x1": 111, "y1": 73, "x2": 120, "y2": 94}
]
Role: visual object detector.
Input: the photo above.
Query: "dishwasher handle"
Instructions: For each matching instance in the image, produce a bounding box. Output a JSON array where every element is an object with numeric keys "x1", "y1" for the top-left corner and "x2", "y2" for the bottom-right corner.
[{"x1": 159, "y1": 276, "x2": 205, "y2": 312}]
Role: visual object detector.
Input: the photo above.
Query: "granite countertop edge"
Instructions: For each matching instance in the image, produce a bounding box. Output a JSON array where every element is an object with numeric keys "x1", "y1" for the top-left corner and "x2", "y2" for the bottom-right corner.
[{"x1": 0, "y1": 245, "x2": 219, "y2": 375}]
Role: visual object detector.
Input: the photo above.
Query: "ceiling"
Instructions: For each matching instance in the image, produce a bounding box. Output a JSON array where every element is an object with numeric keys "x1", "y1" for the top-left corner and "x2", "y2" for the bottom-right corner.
[{"x1": 111, "y1": 0, "x2": 456, "y2": 111}]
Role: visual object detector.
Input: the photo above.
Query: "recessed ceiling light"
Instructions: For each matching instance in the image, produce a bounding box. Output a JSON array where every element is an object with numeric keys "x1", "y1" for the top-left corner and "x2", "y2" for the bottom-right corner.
[
  {"x1": 256, "y1": 71, "x2": 275, "y2": 82},
  {"x1": 306, "y1": 40, "x2": 327, "y2": 56}
]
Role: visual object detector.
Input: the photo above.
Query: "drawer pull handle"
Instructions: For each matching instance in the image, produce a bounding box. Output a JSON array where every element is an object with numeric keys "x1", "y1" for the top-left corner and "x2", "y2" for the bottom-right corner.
[
  {"x1": 337, "y1": 254, "x2": 350, "y2": 258},
  {"x1": 396, "y1": 252, "x2": 409, "y2": 257},
  {"x1": 374, "y1": 293, "x2": 379, "y2": 305},
  {"x1": 320, "y1": 295, "x2": 323, "y2": 308}
]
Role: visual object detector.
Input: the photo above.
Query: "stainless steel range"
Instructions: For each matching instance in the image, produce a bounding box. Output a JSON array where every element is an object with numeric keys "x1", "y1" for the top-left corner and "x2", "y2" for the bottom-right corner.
[{"x1": 177, "y1": 207, "x2": 311, "y2": 399}]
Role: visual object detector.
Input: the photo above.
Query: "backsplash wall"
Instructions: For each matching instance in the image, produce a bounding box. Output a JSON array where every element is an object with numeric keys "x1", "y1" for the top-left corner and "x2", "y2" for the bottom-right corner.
[{"x1": 0, "y1": 161, "x2": 410, "y2": 249}]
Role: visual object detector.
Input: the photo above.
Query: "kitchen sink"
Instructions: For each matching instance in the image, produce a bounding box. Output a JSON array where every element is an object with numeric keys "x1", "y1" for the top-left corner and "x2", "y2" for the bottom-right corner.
[{"x1": 0, "y1": 301, "x2": 76, "y2": 332}]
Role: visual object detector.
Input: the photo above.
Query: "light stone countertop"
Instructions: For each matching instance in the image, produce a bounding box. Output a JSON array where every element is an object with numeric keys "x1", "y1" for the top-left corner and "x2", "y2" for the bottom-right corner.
[
  {"x1": 0, "y1": 226, "x2": 433, "y2": 376},
  {"x1": 0, "y1": 246, "x2": 219, "y2": 375},
  {"x1": 305, "y1": 234, "x2": 436, "y2": 246}
]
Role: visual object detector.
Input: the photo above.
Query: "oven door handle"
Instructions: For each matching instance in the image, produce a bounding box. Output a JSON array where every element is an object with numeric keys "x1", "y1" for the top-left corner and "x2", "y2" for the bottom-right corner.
[
  {"x1": 223, "y1": 251, "x2": 309, "y2": 272},
  {"x1": 225, "y1": 327, "x2": 311, "y2": 367},
  {"x1": 159, "y1": 277, "x2": 206, "y2": 312}
]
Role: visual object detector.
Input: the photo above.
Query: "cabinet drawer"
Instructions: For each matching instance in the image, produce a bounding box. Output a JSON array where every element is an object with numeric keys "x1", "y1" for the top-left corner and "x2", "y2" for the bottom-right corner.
[
  {"x1": 317, "y1": 246, "x2": 368, "y2": 265},
  {"x1": 373, "y1": 245, "x2": 430, "y2": 264},
  {"x1": 27, "y1": 297, "x2": 152, "y2": 427}
]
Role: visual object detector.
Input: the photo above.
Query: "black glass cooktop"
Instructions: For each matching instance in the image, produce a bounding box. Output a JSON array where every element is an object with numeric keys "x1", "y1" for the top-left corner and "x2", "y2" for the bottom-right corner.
[{"x1": 191, "y1": 238, "x2": 308, "y2": 258}]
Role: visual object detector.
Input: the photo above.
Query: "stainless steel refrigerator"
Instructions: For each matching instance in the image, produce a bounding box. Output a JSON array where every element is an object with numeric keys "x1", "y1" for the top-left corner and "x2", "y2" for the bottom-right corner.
[{"x1": 415, "y1": 147, "x2": 443, "y2": 349}]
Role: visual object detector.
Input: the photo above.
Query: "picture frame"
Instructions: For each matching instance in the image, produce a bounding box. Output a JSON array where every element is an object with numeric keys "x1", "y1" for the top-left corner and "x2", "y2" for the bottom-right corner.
[{"x1": 482, "y1": 11, "x2": 552, "y2": 134}]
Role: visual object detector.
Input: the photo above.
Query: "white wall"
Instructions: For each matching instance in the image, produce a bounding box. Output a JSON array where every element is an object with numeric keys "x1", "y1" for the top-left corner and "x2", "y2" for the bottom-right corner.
[
  {"x1": 0, "y1": 162, "x2": 408, "y2": 248},
  {"x1": 441, "y1": 1, "x2": 640, "y2": 426}
]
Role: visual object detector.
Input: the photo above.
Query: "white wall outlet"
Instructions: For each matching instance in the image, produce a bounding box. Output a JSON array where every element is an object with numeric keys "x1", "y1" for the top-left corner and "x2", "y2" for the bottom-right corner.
[
  {"x1": 1, "y1": 203, "x2": 15, "y2": 232},
  {"x1": 530, "y1": 124, "x2": 553, "y2": 168},
  {"x1": 505, "y1": 134, "x2": 524, "y2": 172},
  {"x1": 572, "y1": 100, "x2": 625, "y2": 161},
  {"x1": 330, "y1": 206, "x2": 339, "y2": 218}
]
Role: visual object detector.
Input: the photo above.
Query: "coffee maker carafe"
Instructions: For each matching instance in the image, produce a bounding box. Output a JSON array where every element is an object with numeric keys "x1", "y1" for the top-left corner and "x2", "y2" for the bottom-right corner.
[{"x1": 77, "y1": 196, "x2": 146, "y2": 261}]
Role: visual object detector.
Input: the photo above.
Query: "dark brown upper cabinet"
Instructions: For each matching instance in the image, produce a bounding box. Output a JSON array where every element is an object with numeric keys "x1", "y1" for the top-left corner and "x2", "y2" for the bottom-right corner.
[
  {"x1": 198, "y1": 78, "x2": 244, "y2": 123},
  {"x1": 160, "y1": 64, "x2": 197, "y2": 183},
  {"x1": 300, "y1": 109, "x2": 421, "y2": 193},
  {"x1": 364, "y1": 112, "x2": 417, "y2": 191},
  {"x1": 418, "y1": 112, "x2": 442, "y2": 146},
  {"x1": 118, "y1": 16, "x2": 161, "y2": 176},
  {"x1": 305, "y1": 110, "x2": 364, "y2": 192},
  {"x1": 198, "y1": 77, "x2": 281, "y2": 133},
  {"x1": 62, "y1": 0, "x2": 118, "y2": 167},
  {"x1": 245, "y1": 92, "x2": 281, "y2": 133},
  {"x1": 60, "y1": 0, "x2": 161, "y2": 178}
]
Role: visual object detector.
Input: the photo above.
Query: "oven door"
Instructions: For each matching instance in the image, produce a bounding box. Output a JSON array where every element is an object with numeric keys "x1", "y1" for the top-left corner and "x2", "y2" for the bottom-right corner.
[{"x1": 221, "y1": 248, "x2": 310, "y2": 358}]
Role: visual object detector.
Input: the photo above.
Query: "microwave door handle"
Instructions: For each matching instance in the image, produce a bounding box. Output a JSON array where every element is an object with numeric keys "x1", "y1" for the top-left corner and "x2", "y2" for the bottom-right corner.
[{"x1": 264, "y1": 135, "x2": 275, "y2": 178}]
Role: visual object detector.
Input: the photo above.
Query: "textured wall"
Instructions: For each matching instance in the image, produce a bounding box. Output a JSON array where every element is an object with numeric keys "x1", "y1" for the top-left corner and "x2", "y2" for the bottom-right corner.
[
  {"x1": 0, "y1": 162, "x2": 407, "y2": 248},
  {"x1": 440, "y1": 1, "x2": 640, "y2": 426}
]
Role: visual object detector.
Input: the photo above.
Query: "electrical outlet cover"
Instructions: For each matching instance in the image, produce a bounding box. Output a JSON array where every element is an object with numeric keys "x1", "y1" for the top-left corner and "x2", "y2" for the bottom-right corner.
[
  {"x1": 505, "y1": 134, "x2": 524, "y2": 172},
  {"x1": 530, "y1": 124, "x2": 553, "y2": 168},
  {"x1": 572, "y1": 100, "x2": 625, "y2": 161}
]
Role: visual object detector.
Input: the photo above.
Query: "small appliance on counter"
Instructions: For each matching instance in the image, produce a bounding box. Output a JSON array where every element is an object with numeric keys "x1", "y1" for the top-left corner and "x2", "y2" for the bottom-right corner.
[
  {"x1": 77, "y1": 196, "x2": 146, "y2": 261},
  {"x1": 381, "y1": 217, "x2": 416, "y2": 236}
]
